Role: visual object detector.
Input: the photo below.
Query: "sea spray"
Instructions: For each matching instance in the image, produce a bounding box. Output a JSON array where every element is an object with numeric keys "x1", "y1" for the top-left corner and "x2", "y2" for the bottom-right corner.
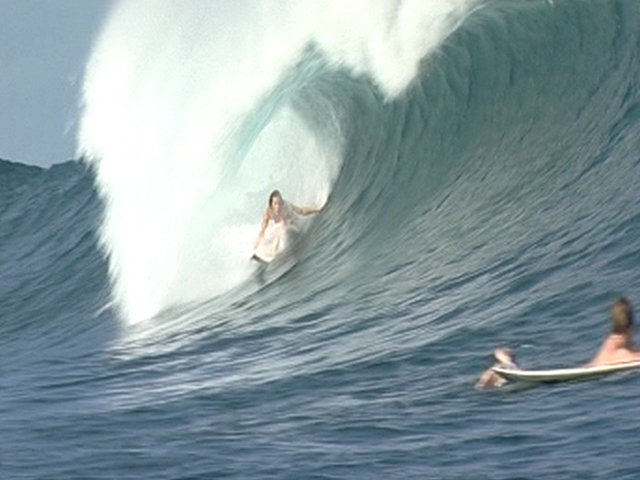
[{"x1": 78, "y1": 0, "x2": 477, "y2": 322}]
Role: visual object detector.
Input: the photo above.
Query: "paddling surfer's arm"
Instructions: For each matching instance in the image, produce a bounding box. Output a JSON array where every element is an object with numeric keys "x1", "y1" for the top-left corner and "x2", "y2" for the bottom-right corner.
[{"x1": 475, "y1": 348, "x2": 517, "y2": 389}]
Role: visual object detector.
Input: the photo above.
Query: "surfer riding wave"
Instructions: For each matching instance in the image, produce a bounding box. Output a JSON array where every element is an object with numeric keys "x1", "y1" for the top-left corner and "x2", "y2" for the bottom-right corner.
[{"x1": 252, "y1": 190, "x2": 322, "y2": 262}]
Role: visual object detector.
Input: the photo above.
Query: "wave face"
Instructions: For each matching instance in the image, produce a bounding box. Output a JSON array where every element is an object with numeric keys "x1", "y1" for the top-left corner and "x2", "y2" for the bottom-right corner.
[
  {"x1": 0, "y1": 160, "x2": 108, "y2": 358},
  {"x1": 6, "y1": 1, "x2": 640, "y2": 479}
]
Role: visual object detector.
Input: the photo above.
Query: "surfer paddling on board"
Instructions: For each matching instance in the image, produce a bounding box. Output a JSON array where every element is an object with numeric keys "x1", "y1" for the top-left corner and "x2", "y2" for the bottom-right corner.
[
  {"x1": 476, "y1": 297, "x2": 640, "y2": 389},
  {"x1": 252, "y1": 190, "x2": 321, "y2": 262}
]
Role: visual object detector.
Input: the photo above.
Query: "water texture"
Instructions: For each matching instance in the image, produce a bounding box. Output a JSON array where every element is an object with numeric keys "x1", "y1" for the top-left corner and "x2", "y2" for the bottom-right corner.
[{"x1": 3, "y1": 1, "x2": 640, "y2": 478}]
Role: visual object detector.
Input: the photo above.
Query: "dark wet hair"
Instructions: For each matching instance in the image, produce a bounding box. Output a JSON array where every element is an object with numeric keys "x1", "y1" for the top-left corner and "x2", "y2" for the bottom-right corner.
[
  {"x1": 610, "y1": 297, "x2": 634, "y2": 334},
  {"x1": 268, "y1": 190, "x2": 282, "y2": 207}
]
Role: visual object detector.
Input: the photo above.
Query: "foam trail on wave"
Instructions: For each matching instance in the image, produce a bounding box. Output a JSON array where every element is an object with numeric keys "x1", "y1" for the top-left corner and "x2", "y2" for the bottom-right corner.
[{"x1": 78, "y1": 0, "x2": 476, "y2": 323}]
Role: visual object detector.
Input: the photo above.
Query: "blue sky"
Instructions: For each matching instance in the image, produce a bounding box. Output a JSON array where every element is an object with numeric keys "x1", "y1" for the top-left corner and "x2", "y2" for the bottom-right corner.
[{"x1": 0, "y1": 0, "x2": 110, "y2": 167}]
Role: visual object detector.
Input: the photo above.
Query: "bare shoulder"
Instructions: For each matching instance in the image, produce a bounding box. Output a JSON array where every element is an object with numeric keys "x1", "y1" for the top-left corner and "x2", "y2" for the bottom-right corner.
[{"x1": 589, "y1": 344, "x2": 640, "y2": 367}]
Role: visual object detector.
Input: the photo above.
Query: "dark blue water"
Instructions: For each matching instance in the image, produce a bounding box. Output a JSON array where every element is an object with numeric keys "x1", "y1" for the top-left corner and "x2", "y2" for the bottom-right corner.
[{"x1": 4, "y1": 1, "x2": 640, "y2": 478}]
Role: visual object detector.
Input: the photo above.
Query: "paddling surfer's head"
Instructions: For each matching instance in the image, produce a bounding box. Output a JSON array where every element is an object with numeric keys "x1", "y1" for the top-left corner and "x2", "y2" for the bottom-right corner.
[{"x1": 610, "y1": 297, "x2": 634, "y2": 334}]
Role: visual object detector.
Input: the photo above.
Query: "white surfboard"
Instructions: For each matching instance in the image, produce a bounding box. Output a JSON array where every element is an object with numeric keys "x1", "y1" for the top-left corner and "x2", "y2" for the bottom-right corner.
[{"x1": 493, "y1": 360, "x2": 640, "y2": 383}]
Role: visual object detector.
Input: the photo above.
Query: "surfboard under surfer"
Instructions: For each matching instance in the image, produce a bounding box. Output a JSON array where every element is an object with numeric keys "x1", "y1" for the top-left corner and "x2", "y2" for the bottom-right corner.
[
  {"x1": 476, "y1": 297, "x2": 640, "y2": 389},
  {"x1": 252, "y1": 190, "x2": 322, "y2": 262}
]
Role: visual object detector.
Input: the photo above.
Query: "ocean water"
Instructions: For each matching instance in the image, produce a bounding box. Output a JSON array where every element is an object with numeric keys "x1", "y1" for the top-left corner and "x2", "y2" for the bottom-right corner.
[{"x1": 3, "y1": 0, "x2": 640, "y2": 478}]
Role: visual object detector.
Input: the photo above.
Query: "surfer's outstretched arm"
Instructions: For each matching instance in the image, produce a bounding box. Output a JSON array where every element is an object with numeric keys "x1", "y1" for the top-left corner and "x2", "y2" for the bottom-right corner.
[{"x1": 291, "y1": 204, "x2": 322, "y2": 216}]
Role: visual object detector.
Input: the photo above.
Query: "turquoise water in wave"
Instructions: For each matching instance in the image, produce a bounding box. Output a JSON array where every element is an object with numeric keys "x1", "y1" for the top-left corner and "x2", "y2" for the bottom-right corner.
[{"x1": 4, "y1": 0, "x2": 640, "y2": 478}]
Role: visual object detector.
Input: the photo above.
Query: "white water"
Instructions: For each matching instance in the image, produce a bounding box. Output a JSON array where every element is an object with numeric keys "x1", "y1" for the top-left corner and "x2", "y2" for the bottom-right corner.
[{"x1": 78, "y1": 0, "x2": 477, "y2": 323}]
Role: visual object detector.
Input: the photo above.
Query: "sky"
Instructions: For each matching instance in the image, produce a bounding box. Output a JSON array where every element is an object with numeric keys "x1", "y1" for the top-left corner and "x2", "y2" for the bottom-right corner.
[{"x1": 0, "y1": 0, "x2": 111, "y2": 167}]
